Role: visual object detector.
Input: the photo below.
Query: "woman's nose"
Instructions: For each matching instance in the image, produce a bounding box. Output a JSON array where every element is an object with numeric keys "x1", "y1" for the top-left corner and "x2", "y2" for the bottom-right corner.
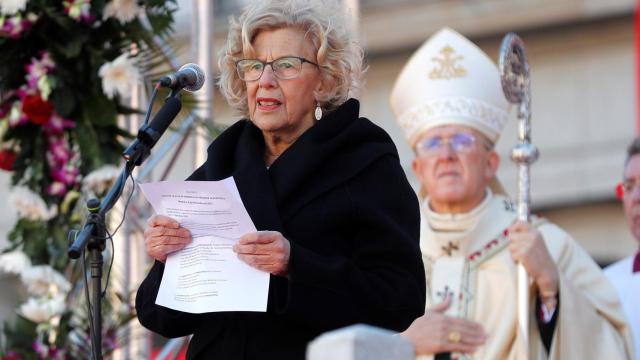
[{"x1": 258, "y1": 64, "x2": 277, "y2": 88}]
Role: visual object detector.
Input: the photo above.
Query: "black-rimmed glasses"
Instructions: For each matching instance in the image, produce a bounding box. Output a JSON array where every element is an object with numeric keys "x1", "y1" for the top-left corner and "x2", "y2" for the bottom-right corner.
[{"x1": 236, "y1": 56, "x2": 319, "y2": 81}]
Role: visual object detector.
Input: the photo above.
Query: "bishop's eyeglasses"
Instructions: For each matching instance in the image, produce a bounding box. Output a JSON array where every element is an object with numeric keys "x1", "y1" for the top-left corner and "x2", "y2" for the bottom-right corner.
[
  {"x1": 415, "y1": 133, "x2": 492, "y2": 157},
  {"x1": 236, "y1": 56, "x2": 319, "y2": 81}
]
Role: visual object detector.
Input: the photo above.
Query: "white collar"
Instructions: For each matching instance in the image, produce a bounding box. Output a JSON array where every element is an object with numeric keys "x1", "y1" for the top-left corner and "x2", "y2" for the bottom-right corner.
[{"x1": 423, "y1": 189, "x2": 493, "y2": 233}]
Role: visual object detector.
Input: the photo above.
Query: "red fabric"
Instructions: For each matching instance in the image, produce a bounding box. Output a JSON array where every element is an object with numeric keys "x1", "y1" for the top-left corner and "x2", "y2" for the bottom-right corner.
[
  {"x1": 150, "y1": 345, "x2": 187, "y2": 360},
  {"x1": 538, "y1": 304, "x2": 544, "y2": 322},
  {"x1": 616, "y1": 183, "x2": 625, "y2": 200},
  {"x1": 633, "y1": 251, "x2": 640, "y2": 273}
]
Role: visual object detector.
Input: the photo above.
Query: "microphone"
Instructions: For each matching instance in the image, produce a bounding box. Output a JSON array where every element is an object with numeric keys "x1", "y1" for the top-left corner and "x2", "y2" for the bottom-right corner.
[
  {"x1": 122, "y1": 96, "x2": 182, "y2": 164},
  {"x1": 159, "y1": 63, "x2": 205, "y2": 92}
]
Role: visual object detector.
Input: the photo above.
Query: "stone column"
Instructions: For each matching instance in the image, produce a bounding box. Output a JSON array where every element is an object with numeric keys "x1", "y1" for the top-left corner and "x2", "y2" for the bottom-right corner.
[{"x1": 307, "y1": 324, "x2": 415, "y2": 360}]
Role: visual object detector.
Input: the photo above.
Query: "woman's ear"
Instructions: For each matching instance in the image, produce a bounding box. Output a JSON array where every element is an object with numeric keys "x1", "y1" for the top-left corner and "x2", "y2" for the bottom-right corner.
[{"x1": 314, "y1": 72, "x2": 335, "y2": 100}]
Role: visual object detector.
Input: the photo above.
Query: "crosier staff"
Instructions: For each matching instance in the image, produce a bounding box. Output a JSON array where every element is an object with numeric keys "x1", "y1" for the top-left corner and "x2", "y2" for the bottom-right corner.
[{"x1": 499, "y1": 32, "x2": 539, "y2": 348}]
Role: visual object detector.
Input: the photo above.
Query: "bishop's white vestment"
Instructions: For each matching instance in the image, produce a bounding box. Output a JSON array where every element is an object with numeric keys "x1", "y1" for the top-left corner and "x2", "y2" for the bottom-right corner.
[{"x1": 417, "y1": 190, "x2": 634, "y2": 360}]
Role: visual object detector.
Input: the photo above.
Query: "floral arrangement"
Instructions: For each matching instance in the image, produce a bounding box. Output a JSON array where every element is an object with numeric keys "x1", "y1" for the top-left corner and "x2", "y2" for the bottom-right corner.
[{"x1": 0, "y1": 0, "x2": 178, "y2": 358}]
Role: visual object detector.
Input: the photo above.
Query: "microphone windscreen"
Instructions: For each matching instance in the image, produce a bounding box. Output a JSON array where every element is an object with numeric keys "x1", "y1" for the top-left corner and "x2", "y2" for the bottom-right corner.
[{"x1": 180, "y1": 63, "x2": 205, "y2": 92}]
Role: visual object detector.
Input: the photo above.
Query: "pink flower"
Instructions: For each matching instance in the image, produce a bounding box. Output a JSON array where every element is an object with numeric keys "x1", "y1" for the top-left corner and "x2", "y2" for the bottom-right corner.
[
  {"x1": 46, "y1": 181, "x2": 67, "y2": 196},
  {"x1": 48, "y1": 347, "x2": 64, "y2": 360},
  {"x1": 32, "y1": 341, "x2": 47, "y2": 358},
  {"x1": 0, "y1": 101, "x2": 11, "y2": 117},
  {"x1": 43, "y1": 114, "x2": 75, "y2": 135},
  {"x1": 63, "y1": 0, "x2": 93, "y2": 23},
  {"x1": 51, "y1": 166, "x2": 79, "y2": 186},
  {"x1": 0, "y1": 13, "x2": 35, "y2": 38},
  {"x1": 15, "y1": 87, "x2": 28, "y2": 99},
  {"x1": 47, "y1": 138, "x2": 71, "y2": 165},
  {"x1": 25, "y1": 52, "x2": 54, "y2": 79},
  {"x1": 24, "y1": 52, "x2": 54, "y2": 97}
]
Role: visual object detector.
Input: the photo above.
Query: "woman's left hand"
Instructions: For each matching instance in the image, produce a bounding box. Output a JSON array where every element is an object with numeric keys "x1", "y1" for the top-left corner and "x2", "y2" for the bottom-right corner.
[
  {"x1": 233, "y1": 231, "x2": 290, "y2": 276},
  {"x1": 507, "y1": 221, "x2": 559, "y2": 293}
]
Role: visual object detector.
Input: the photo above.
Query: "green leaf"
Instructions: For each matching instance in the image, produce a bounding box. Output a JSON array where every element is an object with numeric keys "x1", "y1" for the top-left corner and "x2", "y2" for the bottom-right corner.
[
  {"x1": 51, "y1": 86, "x2": 76, "y2": 117},
  {"x1": 12, "y1": 219, "x2": 50, "y2": 264},
  {"x1": 3, "y1": 316, "x2": 38, "y2": 353},
  {"x1": 145, "y1": 11, "x2": 174, "y2": 39},
  {"x1": 48, "y1": 222, "x2": 71, "y2": 270},
  {"x1": 76, "y1": 116, "x2": 102, "y2": 171},
  {"x1": 52, "y1": 32, "x2": 88, "y2": 58},
  {"x1": 83, "y1": 94, "x2": 118, "y2": 127}
]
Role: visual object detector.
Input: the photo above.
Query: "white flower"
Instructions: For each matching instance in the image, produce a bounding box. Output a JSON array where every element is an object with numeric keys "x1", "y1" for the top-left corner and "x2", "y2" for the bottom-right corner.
[
  {"x1": 0, "y1": 249, "x2": 31, "y2": 275},
  {"x1": 8, "y1": 186, "x2": 57, "y2": 221},
  {"x1": 19, "y1": 295, "x2": 65, "y2": 323},
  {"x1": 0, "y1": 0, "x2": 28, "y2": 16},
  {"x1": 21, "y1": 265, "x2": 71, "y2": 297},
  {"x1": 98, "y1": 53, "x2": 141, "y2": 99},
  {"x1": 103, "y1": 0, "x2": 142, "y2": 24},
  {"x1": 82, "y1": 165, "x2": 120, "y2": 195}
]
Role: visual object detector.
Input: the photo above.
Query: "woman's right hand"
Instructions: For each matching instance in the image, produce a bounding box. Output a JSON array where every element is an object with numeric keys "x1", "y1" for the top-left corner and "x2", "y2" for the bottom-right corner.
[
  {"x1": 400, "y1": 295, "x2": 487, "y2": 355},
  {"x1": 143, "y1": 215, "x2": 192, "y2": 263}
]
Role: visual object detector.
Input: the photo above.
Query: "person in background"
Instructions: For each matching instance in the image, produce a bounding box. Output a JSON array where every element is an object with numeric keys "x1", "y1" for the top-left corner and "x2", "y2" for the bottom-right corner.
[
  {"x1": 135, "y1": 1, "x2": 426, "y2": 359},
  {"x1": 605, "y1": 137, "x2": 640, "y2": 360},
  {"x1": 392, "y1": 27, "x2": 634, "y2": 359}
]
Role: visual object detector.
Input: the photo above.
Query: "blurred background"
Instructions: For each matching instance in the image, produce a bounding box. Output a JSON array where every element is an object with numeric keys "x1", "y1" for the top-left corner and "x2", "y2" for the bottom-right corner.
[{"x1": 0, "y1": 0, "x2": 636, "y2": 357}]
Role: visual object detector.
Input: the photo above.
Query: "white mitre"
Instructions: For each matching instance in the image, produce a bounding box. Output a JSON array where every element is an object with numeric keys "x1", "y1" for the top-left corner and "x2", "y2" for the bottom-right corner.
[{"x1": 390, "y1": 27, "x2": 510, "y2": 147}]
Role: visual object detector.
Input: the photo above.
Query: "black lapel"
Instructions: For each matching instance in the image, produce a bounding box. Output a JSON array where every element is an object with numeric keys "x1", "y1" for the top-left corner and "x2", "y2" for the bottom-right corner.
[
  {"x1": 191, "y1": 120, "x2": 285, "y2": 233},
  {"x1": 231, "y1": 124, "x2": 285, "y2": 233},
  {"x1": 267, "y1": 99, "x2": 398, "y2": 221}
]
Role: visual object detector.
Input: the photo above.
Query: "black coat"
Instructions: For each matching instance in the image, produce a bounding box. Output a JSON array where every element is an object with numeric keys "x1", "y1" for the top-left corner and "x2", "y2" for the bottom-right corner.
[{"x1": 136, "y1": 99, "x2": 426, "y2": 359}]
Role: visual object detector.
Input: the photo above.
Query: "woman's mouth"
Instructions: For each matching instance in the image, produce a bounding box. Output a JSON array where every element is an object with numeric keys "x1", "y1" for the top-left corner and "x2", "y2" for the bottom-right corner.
[{"x1": 257, "y1": 98, "x2": 282, "y2": 111}]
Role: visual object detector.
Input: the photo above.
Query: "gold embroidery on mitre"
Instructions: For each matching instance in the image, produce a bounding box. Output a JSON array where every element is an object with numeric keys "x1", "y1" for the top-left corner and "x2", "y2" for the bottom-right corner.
[{"x1": 429, "y1": 45, "x2": 467, "y2": 80}]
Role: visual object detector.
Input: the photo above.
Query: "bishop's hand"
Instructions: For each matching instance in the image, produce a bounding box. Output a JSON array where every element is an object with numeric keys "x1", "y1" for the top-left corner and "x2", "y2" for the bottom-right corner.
[
  {"x1": 507, "y1": 221, "x2": 559, "y2": 296},
  {"x1": 400, "y1": 294, "x2": 487, "y2": 355}
]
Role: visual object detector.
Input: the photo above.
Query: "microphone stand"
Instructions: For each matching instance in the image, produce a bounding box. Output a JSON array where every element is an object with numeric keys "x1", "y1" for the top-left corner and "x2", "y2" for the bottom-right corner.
[{"x1": 68, "y1": 88, "x2": 182, "y2": 359}]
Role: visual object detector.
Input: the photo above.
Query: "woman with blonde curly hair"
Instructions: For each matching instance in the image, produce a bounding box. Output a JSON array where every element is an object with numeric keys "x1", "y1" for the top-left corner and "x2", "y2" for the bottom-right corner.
[{"x1": 135, "y1": 0, "x2": 425, "y2": 358}]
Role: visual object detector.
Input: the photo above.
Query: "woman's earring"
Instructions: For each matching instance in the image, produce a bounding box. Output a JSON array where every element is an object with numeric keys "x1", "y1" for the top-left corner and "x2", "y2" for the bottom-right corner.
[{"x1": 314, "y1": 102, "x2": 322, "y2": 120}]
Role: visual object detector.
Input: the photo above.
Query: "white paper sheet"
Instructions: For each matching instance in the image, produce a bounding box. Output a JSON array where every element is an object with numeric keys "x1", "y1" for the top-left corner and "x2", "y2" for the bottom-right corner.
[{"x1": 139, "y1": 177, "x2": 269, "y2": 313}]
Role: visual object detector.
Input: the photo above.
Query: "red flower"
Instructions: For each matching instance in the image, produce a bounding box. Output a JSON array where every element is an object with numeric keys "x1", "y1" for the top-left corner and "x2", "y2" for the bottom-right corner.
[
  {"x1": 21, "y1": 94, "x2": 53, "y2": 125},
  {"x1": 0, "y1": 149, "x2": 16, "y2": 171}
]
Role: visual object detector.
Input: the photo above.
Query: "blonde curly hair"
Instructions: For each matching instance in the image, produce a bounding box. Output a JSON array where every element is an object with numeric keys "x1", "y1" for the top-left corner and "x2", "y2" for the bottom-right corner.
[{"x1": 217, "y1": 0, "x2": 365, "y2": 117}]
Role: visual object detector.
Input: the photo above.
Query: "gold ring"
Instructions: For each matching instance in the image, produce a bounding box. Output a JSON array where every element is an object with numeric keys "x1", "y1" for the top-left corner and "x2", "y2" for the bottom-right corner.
[{"x1": 448, "y1": 330, "x2": 461, "y2": 344}]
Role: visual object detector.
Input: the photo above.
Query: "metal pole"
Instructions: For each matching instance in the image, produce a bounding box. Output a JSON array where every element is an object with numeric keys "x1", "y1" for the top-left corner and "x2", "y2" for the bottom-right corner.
[
  {"x1": 499, "y1": 33, "x2": 539, "y2": 352},
  {"x1": 343, "y1": 0, "x2": 360, "y2": 37},
  {"x1": 112, "y1": 44, "x2": 147, "y2": 360},
  {"x1": 192, "y1": 0, "x2": 214, "y2": 166}
]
